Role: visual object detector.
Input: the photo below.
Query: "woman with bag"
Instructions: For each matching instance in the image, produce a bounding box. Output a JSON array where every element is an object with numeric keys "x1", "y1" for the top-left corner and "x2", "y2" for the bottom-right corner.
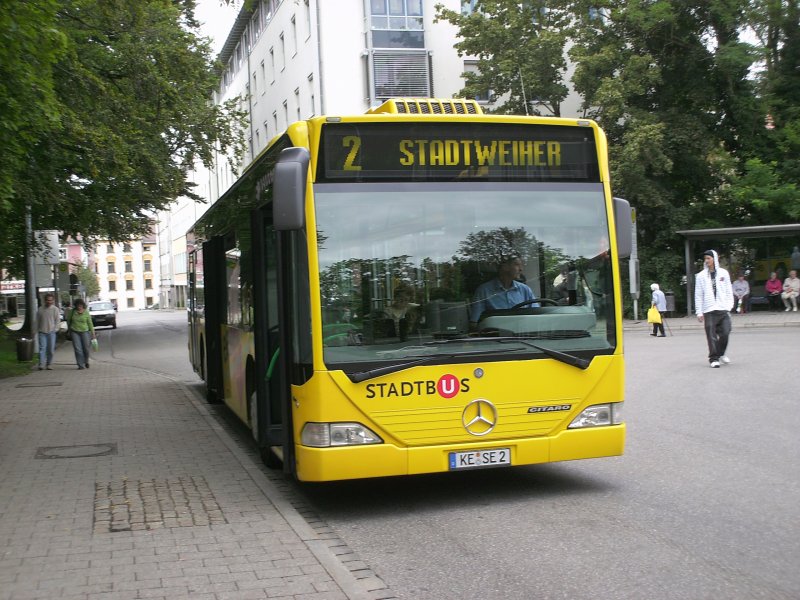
[
  {"x1": 649, "y1": 283, "x2": 667, "y2": 337},
  {"x1": 67, "y1": 299, "x2": 96, "y2": 369}
]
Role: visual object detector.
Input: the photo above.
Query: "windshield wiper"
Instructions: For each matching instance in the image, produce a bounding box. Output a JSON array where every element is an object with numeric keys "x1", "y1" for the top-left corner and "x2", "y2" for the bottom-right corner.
[
  {"x1": 424, "y1": 336, "x2": 591, "y2": 370},
  {"x1": 348, "y1": 348, "x2": 519, "y2": 383}
]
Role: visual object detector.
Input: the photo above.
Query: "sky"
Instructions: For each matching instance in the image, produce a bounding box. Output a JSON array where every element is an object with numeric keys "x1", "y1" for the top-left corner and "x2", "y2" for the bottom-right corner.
[{"x1": 195, "y1": 0, "x2": 240, "y2": 55}]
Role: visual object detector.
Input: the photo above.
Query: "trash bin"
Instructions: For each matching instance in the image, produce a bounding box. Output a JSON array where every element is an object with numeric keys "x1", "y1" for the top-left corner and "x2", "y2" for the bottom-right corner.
[
  {"x1": 664, "y1": 291, "x2": 676, "y2": 315},
  {"x1": 16, "y1": 337, "x2": 34, "y2": 362}
]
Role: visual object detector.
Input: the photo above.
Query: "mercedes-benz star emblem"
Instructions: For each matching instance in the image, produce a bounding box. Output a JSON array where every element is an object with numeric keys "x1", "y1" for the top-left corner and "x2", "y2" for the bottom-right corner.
[{"x1": 462, "y1": 399, "x2": 498, "y2": 436}]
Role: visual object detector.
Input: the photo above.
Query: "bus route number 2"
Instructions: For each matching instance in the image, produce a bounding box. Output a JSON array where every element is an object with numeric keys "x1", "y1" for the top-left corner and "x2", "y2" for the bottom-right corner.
[{"x1": 343, "y1": 136, "x2": 362, "y2": 171}]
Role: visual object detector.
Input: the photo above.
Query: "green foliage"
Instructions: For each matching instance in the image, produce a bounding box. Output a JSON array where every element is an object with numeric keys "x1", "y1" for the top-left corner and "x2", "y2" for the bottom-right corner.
[
  {"x1": 0, "y1": 328, "x2": 33, "y2": 379},
  {"x1": 435, "y1": 0, "x2": 571, "y2": 116},
  {"x1": 438, "y1": 0, "x2": 800, "y2": 311},
  {"x1": 0, "y1": 0, "x2": 66, "y2": 207},
  {"x1": 74, "y1": 263, "x2": 100, "y2": 299},
  {"x1": 0, "y1": 0, "x2": 248, "y2": 276}
]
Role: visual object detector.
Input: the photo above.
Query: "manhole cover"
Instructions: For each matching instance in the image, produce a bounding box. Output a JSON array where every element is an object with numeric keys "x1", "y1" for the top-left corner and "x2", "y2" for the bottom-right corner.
[
  {"x1": 35, "y1": 443, "x2": 117, "y2": 459},
  {"x1": 93, "y1": 476, "x2": 227, "y2": 533},
  {"x1": 16, "y1": 382, "x2": 63, "y2": 388}
]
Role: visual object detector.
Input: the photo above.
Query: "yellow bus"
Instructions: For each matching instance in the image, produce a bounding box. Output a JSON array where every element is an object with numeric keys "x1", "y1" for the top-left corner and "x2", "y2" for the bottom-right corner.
[{"x1": 187, "y1": 98, "x2": 631, "y2": 482}]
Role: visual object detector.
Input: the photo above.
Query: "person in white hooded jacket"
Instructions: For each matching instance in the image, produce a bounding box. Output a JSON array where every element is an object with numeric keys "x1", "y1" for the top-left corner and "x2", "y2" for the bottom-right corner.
[{"x1": 694, "y1": 249, "x2": 734, "y2": 368}]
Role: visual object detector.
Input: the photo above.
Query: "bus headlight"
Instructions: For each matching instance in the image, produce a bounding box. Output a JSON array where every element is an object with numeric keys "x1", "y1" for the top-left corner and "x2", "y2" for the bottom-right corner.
[
  {"x1": 568, "y1": 402, "x2": 624, "y2": 429},
  {"x1": 301, "y1": 422, "x2": 383, "y2": 447}
]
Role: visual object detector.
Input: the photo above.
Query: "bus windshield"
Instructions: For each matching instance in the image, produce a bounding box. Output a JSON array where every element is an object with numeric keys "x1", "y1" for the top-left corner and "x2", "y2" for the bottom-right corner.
[{"x1": 315, "y1": 182, "x2": 616, "y2": 368}]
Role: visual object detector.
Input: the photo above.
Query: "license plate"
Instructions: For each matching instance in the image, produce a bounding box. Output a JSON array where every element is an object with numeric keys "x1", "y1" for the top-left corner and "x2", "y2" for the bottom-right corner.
[{"x1": 448, "y1": 448, "x2": 511, "y2": 470}]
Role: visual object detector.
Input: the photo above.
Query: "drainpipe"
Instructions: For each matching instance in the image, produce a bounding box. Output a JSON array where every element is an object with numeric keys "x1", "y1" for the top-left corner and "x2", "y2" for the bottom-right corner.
[
  {"x1": 316, "y1": 0, "x2": 326, "y2": 114},
  {"x1": 362, "y1": 0, "x2": 375, "y2": 107}
]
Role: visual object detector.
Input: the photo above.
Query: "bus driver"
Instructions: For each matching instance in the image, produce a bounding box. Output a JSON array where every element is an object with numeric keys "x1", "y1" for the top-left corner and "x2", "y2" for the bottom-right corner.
[{"x1": 469, "y1": 255, "x2": 539, "y2": 327}]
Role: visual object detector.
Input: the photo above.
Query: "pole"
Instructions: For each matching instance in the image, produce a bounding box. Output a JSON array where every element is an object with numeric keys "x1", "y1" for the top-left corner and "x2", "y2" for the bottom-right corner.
[
  {"x1": 23, "y1": 204, "x2": 39, "y2": 352},
  {"x1": 518, "y1": 68, "x2": 529, "y2": 116}
]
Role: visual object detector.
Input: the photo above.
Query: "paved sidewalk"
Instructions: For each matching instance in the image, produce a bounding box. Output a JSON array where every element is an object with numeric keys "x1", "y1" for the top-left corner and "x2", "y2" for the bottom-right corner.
[
  {"x1": 2, "y1": 309, "x2": 797, "y2": 599},
  {"x1": 624, "y1": 307, "x2": 800, "y2": 333},
  {"x1": 0, "y1": 342, "x2": 393, "y2": 600}
]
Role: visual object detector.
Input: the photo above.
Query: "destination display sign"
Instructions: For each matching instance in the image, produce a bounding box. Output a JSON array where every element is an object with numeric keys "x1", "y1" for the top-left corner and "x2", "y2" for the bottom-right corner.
[{"x1": 319, "y1": 122, "x2": 600, "y2": 182}]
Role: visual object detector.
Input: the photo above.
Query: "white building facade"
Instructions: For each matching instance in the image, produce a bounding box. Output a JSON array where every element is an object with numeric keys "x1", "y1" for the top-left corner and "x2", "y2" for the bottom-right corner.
[
  {"x1": 94, "y1": 235, "x2": 160, "y2": 311},
  {"x1": 157, "y1": 0, "x2": 585, "y2": 305}
]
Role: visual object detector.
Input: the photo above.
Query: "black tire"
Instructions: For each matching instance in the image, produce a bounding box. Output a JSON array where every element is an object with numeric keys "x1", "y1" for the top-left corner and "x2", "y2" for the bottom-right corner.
[{"x1": 112, "y1": 321, "x2": 117, "y2": 329}]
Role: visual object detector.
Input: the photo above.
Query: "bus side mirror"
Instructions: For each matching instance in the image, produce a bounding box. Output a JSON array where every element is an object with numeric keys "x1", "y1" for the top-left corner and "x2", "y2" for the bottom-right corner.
[
  {"x1": 613, "y1": 197, "x2": 632, "y2": 259},
  {"x1": 273, "y1": 147, "x2": 309, "y2": 231}
]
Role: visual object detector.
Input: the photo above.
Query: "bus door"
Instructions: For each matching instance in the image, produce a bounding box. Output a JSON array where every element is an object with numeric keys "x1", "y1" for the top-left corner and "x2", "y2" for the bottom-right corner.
[
  {"x1": 202, "y1": 237, "x2": 225, "y2": 403},
  {"x1": 187, "y1": 251, "x2": 199, "y2": 366},
  {"x1": 253, "y1": 208, "x2": 290, "y2": 469}
]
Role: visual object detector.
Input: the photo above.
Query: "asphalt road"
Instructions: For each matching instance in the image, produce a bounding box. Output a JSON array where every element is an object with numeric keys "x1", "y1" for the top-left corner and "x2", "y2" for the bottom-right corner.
[{"x1": 103, "y1": 310, "x2": 800, "y2": 600}]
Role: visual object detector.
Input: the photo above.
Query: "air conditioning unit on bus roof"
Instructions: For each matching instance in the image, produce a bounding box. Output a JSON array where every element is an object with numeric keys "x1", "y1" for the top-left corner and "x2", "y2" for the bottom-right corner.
[{"x1": 368, "y1": 98, "x2": 484, "y2": 115}]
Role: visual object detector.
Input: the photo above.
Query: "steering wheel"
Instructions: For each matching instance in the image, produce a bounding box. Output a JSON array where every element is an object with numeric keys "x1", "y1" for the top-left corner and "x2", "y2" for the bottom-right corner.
[{"x1": 511, "y1": 298, "x2": 558, "y2": 309}]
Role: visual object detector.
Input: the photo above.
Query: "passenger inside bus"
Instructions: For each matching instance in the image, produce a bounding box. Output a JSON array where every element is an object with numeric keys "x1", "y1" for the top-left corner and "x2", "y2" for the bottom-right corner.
[
  {"x1": 381, "y1": 285, "x2": 420, "y2": 342},
  {"x1": 469, "y1": 255, "x2": 539, "y2": 326}
]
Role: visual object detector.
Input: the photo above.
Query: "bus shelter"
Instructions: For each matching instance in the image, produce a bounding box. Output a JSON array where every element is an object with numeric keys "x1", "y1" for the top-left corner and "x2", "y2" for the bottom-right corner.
[{"x1": 677, "y1": 224, "x2": 800, "y2": 317}]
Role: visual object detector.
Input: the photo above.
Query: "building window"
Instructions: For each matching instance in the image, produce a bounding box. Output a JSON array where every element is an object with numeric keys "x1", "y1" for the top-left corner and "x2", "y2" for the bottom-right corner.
[
  {"x1": 279, "y1": 33, "x2": 286, "y2": 70},
  {"x1": 125, "y1": 260, "x2": 132, "y2": 273},
  {"x1": 144, "y1": 259, "x2": 151, "y2": 272},
  {"x1": 106, "y1": 244, "x2": 113, "y2": 253},
  {"x1": 291, "y1": 15, "x2": 298, "y2": 56},
  {"x1": 126, "y1": 280, "x2": 133, "y2": 291},
  {"x1": 373, "y1": 50, "x2": 431, "y2": 99},
  {"x1": 294, "y1": 88, "x2": 301, "y2": 120},
  {"x1": 107, "y1": 262, "x2": 115, "y2": 274},
  {"x1": 145, "y1": 279, "x2": 152, "y2": 290},
  {"x1": 283, "y1": 100, "x2": 288, "y2": 125},
  {"x1": 146, "y1": 296, "x2": 153, "y2": 306},
  {"x1": 260, "y1": 60, "x2": 266, "y2": 93},
  {"x1": 370, "y1": 0, "x2": 424, "y2": 48},
  {"x1": 269, "y1": 48, "x2": 275, "y2": 82},
  {"x1": 461, "y1": 0, "x2": 479, "y2": 15},
  {"x1": 143, "y1": 245, "x2": 151, "y2": 252},
  {"x1": 109, "y1": 280, "x2": 116, "y2": 292},
  {"x1": 123, "y1": 243, "x2": 132, "y2": 252},
  {"x1": 127, "y1": 298, "x2": 135, "y2": 308},
  {"x1": 304, "y1": 0, "x2": 311, "y2": 39},
  {"x1": 308, "y1": 73, "x2": 315, "y2": 117}
]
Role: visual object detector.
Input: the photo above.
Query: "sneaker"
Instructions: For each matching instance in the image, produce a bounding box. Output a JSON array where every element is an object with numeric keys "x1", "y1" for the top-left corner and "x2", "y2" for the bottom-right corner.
[
  {"x1": 710, "y1": 361, "x2": 721, "y2": 368},
  {"x1": 785, "y1": 307, "x2": 791, "y2": 311},
  {"x1": 650, "y1": 333, "x2": 657, "y2": 336},
  {"x1": 46, "y1": 365, "x2": 52, "y2": 370},
  {"x1": 720, "y1": 355, "x2": 731, "y2": 364},
  {"x1": 77, "y1": 366, "x2": 84, "y2": 370},
  {"x1": 794, "y1": 307, "x2": 798, "y2": 312},
  {"x1": 38, "y1": 366, "x2": 43, "y2": 370},
  {"x1": 85, "y1": 363, "x2": 90, "y2": 369}
]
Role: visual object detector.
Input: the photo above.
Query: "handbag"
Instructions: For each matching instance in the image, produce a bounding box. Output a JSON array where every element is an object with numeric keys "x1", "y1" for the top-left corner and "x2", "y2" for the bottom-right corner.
[{"x1": 647, "y1": 306, "x2": 662, "y2": 324}]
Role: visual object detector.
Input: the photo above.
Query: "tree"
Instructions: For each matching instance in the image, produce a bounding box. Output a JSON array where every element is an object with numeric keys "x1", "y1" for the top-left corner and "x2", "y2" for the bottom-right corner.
[
  {"x1": 0, "y1": 0, "x2": 247, "y2": 277},
  {"x1": 435, "y1": 1, "x2": 791, "y2": 309},
  {"x1": 566, "y1": 0, "x2": 775, "y2": 296},
  {"x1": 0, "y1": 0, "x2": 66, "y2": 269},
  {"x1": 435, "y1": 0, "x2": 572, "y2": 115},
  {"x1": 73, "y1": 262, "x2": 100, "y2": 299}
]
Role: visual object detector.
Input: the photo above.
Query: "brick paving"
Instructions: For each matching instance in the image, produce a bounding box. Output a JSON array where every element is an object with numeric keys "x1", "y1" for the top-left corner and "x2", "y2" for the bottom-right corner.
[{"x1": 0, "y1": 341, "x2": 394, "y2": 600}]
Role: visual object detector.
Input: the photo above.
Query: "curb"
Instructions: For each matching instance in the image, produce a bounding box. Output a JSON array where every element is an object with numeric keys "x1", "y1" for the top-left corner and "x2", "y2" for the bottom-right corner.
[{"x1": 177, "y1": 380, "x2": 395, "y2": 600}]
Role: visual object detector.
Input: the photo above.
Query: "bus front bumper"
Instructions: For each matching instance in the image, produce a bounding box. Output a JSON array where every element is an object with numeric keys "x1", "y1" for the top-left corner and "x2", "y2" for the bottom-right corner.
[{"x1": 294, "y1": 424, "x2": 625, "y2": 482}]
